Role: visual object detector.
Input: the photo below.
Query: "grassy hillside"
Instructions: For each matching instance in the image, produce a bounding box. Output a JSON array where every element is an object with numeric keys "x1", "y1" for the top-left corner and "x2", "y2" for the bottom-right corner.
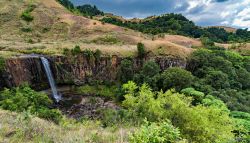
[
  {"x1": 0, "y1": 109, "x2": 130, "y2": 143},
  {"x1": 0, "y1": 0, "x2": 195, "y2": 58}
]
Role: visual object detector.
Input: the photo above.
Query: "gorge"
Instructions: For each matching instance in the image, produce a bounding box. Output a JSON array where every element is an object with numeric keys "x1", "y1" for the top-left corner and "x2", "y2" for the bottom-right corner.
[{"x1": 0, "y1": 55, "x2": 187, "y2": 90}]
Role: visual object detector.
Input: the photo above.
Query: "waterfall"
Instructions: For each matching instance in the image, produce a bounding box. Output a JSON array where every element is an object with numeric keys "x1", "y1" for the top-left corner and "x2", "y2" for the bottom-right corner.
[{"x1": 40, "y1": 57, "x2": 61, "y2": 102}]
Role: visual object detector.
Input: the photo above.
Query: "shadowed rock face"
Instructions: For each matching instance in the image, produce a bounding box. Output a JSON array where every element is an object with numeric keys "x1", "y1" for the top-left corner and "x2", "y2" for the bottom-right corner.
[{"x1": 0, "y1": 55, "x2": 187, "y2": 90}]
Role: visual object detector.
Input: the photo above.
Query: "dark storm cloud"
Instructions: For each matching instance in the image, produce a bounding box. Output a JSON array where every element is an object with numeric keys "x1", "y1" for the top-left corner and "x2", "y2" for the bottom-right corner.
[
  {"x1": 70, "y1": 0, "x2": 250, "y2": 29},
  {"x1": 71, "y1": 0, "x2": 189, "y2": 18}
]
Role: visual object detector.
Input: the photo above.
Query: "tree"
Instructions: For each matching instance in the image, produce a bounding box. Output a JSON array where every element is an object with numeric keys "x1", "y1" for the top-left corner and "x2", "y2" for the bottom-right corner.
[
  {"x1": 76, "y1": 4, "x2": 104, "y2": 17},
  {"x1": 201, "y1": 36, "x2": 215, "y2": 47},
  {"x1": 133, "y1": 61, "x2": 161, "y2": 90},
  {"x1": 57, "y1": 0, "x2": 74, "y2": 10},
  {"x1": 120, "y1": 59, "x2": 134, "y2": 83},
  {"x1": 137, "y1": 43, "x2": 146, "y2": 58},
  {"x1": 205, "y1": 70, "x2": 230, "y2": 90},
  {"x1": 236, "y1": 67, "x2": 250, "y2": 89},
  {"x1": 161, "y1": 67, "x2": 194, "y2": 91},
  {"x1": 0, "y1": 56, "x2": 5, "y2": 72}
]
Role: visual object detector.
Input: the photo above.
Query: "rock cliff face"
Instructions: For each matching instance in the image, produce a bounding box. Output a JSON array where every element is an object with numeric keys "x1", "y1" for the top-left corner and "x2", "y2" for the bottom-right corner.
[{"x1": 0, "y1": 55, "x2": 187, "y2": 90}]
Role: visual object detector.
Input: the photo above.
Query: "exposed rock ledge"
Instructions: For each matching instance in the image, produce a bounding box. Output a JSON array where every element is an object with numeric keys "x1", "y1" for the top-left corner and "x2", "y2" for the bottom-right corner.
[{"x1": 0, "y1": 55, "x2": 187, "y2": 90}]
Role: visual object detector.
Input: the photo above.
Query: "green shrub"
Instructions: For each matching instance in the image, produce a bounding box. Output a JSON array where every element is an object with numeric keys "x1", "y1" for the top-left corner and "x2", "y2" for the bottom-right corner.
[
  {"x1": 0, "y1": 57, "x2": 5, "y2": 72},
  {"x1": 62, "y1": 48, "x2": 70, "y2": 55},
  {"x1": 122, "y1": 82, "x2": 234, "y2": 142},
  {"x1": 0, "y1": 84, "x2": 62, "y2": 123},
  {"x1": 181, "y1": 88, "x2": 205, "y2": 104},
  {"x1": 205, "y1": 70, "x2": 230, "y2": 89},
  {"x1": 21, "y1": 12, "x2": 34, "y2": 22},
  {"x1": 94, "y1": 49, "x2": 102, "y2": 62},
  {"x1": 37, "y1": 108, "x2": 63, "y2": 124},
  {"x1": 161, "y1": 67, "x2": 194, "y2": 91},
  {"x1": 77, "y1": 85, "x2": 117, "y2": 99},
  {"x1": 133, "y1": 60, "x2": 160, "y2": 90},
  {"x1": 119, "y1": 59, "x2": 134, "y2": 83},
  {"x1": 21, "y1": 4, "x2": 36, "y2": 22},
  {"x1": 20, "y1": 26, "x2": 32, "y2": 32},
  {"x1": 71, "y1": 45, "x2": 81, "y2": 55},
  {"x1": 201, "y1": 36, "x2": 215, "y2": 47},
  {"x1": 137, "y1": 42, "x2": 146, "y2": 58},
  {"x1": 129, "y1": 120, "x2": 182, "y2": 143},
  {"x1": 231, "y1": 111, "x2": 250, "y2": 142}
]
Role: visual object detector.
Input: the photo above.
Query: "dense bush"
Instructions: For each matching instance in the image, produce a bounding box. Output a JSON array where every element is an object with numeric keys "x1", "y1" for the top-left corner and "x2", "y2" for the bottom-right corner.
[
  {"x1": 181, "y1": 88, "x2": 205, "y2": 105},
  {"x1": 129, "y1": 120, "x2": 182, "y2": 143},
  {"x1": 21, "y1": 4, "x2": 36, "y2": 22},
  {"x1": 187, "y1": 49, "x2": 250, "y2": 112},
  {"x1": 71, "y1": 45, "x2": 81, "y2": 55},
  {"x1": 0, "y1": 85, "x2": 62, "y2": 123},
  {"x1": 122, "y1": 81, "x2": 234, "y2": 143},
  {"x1": 160, "y1": 67, "x2": 194, "y2": 91},
  {"x1": 137, "y1": 42, "x2": 146, "y2": 58},
  {"x1": 133, "y1": 61, "x2": 160, "y2": 90},
  {"x1": 101, "y1": 13, "x2": 250, "y2": 43},
  {"x1": 57, "y1": 0, "x2": 74, "y2": 10},
  {"x1": 231, "y1": 111, "x2": 250, "y2": 142},
  {"x1": 76, "y1": 4, "x2": 104, "y2": 17},
  {"x1": 119, "y1": 59, "x2": 134, "y2": 83},
  {"x1": 201, "y1": 36, "x2": 215, "y2": 47},
  {"x1": 0, "y1": 57, "x2": 5, "y2": 72}
]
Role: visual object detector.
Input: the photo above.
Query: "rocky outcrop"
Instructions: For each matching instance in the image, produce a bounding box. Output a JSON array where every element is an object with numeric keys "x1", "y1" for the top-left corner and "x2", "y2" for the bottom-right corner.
[
  {"x1": 2, "y1": 56, "x2": 48, "y2": 90},
  {"x1": 0, "y1": 55, "x2": 187, "y2": 90}
]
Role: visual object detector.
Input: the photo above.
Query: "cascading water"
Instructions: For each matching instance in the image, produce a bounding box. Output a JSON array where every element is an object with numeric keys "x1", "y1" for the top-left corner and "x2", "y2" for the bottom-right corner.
[{"x1": 40, "y1": 57, "x2": 61, "y2": 102}]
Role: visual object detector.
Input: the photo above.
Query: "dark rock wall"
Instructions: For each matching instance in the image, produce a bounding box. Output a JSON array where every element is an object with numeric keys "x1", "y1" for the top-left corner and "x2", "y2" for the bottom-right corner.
[{"x1": 0, "y1": 55, "x2": 187, "y2": 90}]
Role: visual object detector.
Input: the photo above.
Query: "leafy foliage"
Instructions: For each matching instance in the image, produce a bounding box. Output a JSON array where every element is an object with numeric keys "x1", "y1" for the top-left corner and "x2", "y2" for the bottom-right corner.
[
  {"x1": 21, "y1": 4, "x2": 36, "y2": 22},
  {"x1": 57, "y1": 0, "x2": 104, "y2": 17},
  {"x1": 101, "y1": 14, "x2": 250, "y2": 43},
  {"x1": 133, "y1": 61, "x2": 161, "y2": 90},
  {"x1": 187, "y1": 49, "x2": 250, "y2": 112},
  {"x1": 181, "y1": 88, "x2": 205, "y2": 105},
  {"x1": 57, "y1": 0, "x2": 74, "y2": 10},
  {"x1": 119, "y1": 59, "x2": 134, "y2": 83},
  {"x1": 0, "y1": 57, "x2": 5, "y2": 72},
  {"x1": 71, "y1": 45, "x2": 81, "y2": 55},
  {"x1": 76, "y1": 4, "x2": 104, "y2": 17},
  {"x1": 137, "y1": 42, "x2": 146, "y2": 58},
  {"x1": 0, "y1": 85, "x2": 62, "y2": 123},
  {"x1": 129, "y1": 120, "x2": 182, "y2": 143},
  {"x1": 231, "y1": 111, "x2": 250, "y2": 142},
  {"x1": 160, "y1": 67, "x2": 194, "y2": 91},
  {"x1": 122, "y1": 82, "x2": 234, "y2": 143}
]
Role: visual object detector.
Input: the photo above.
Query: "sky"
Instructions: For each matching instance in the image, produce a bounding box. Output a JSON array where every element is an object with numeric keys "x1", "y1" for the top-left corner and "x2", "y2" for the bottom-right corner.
[{"x1": 71, "y1": 0, "x2": 250, "y2": 29}]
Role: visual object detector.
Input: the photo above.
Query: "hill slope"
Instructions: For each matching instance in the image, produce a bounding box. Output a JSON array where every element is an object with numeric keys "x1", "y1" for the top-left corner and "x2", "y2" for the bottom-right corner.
[{"x1": 0, "y1": 0, "x2": 195, "y2": 58}]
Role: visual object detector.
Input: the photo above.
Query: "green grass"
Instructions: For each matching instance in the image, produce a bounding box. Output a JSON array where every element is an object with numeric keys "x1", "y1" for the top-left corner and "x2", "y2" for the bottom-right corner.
[
  {"x1": 0, "y1": 109, "x2": 131, "y2": 143},
  {"x1": 76, "y1": 85, "x2": 118, "y2": 99}
]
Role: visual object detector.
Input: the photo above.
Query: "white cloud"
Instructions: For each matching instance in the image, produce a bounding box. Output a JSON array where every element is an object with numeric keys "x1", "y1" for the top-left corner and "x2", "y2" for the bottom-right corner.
[{"x1": 72, "y1": 0, "x2": 250, "y2": 29}]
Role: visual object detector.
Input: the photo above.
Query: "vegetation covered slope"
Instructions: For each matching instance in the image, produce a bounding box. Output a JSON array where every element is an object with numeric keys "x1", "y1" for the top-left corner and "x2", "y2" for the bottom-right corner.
[
  {"x1": 0, "y1": 109, "x2": 130, "y2": 143},
  {"x1": 0, "y1": 0, "x2": 193, "y2": 58},
  {"x1": 101, "y1": 13, "x2": 250, "y2": 43}
]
